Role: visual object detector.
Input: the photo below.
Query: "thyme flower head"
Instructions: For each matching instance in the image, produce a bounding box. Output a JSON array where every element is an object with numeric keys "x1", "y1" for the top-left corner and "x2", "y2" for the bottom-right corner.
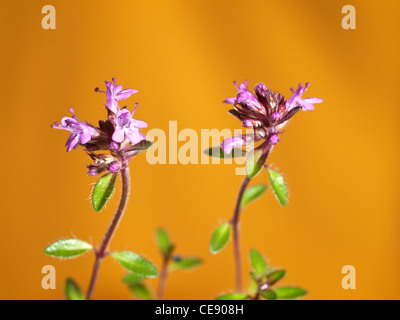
[{"x1": 52, "y1": 78, "x2": 151, "y2": 176}]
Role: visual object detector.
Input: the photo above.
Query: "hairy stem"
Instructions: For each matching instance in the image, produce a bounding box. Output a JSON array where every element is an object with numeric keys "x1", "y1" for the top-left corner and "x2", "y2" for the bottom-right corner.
[
  {"x1": 231, "y1": 176, "x2": 251, "y2": 292},
  {"x1": 156, "y1": 256, "x2": 169, "y2": 300},
  {"x1": 86, "y1": 166, "x2": 131, "y2": 300}
]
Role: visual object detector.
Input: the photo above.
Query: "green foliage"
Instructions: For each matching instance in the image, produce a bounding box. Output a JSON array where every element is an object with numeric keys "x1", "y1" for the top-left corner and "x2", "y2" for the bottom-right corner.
[
  {"x1": 156, "y1": 228, "x2": 173, "y2": 257},
  {"x1": 122, "y1": 273, "x2": 144, "y2": 285},
  {"x1": 92, "y1": 173, "x2": 117, "y2": 212},
  {"x1": 64, "y1": 278, "x2": 84, "y2": 300},
  {"x1": 205, "y1": 147, "x2": 244, "y2": 159},
  {"x1": 216, "y1": 293, "x2": 248, "y2": 300},
  {"x1": 111, "y1": 251, "x2": 158, "y2": 278},
  {"x1": 246, "y1": 145, "x2": 269, "y2": 179},
  {"x1": 210, "y1": 223, "x2": 231, "y2": 254},
  {"x1": 44, "y1": 239, "x2": 92, "y2": 258},
  {"x1": 274, "y1": 286, "x2": 307, "y2": 300},
  {"x1": 241, "y1": 184, "x2": 267, "y2": 209},
  {"x1": 267, "y1": 168, "x2": 288, "y2": 207},
  {"x1": 267, "y1": 270, "x2": 286, "y2": 285},
  {"x1": 128, "y1": 283, "x2": 152, "y2": 300},
  {"x1": 249, "y1": 249, "x2": 268, "y2": 277},
  {"x1": 169, "y1": 257, "x2": 202, "y2": 271},
  {"x1": 260, "y1": 289, "x2": 277, "y2": 300}
]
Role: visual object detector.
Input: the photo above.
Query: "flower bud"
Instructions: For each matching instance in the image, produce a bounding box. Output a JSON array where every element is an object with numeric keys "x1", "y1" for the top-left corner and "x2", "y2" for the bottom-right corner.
[
  {"x1": 109, "y1": 162, "x2": 120, "y2": 173},
  {"x1": 269, "y1": 134, "x2": 279, "y2": 145}
]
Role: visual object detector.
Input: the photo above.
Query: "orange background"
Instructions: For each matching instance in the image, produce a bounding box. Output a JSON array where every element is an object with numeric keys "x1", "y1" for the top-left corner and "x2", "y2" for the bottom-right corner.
[{"x1": 0, "y1": 0, "x2": 399, "y2": 300}]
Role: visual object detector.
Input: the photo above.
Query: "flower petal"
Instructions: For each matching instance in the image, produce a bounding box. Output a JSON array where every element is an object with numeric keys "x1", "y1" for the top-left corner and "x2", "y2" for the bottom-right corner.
[
  {"x1": 221, "y1": 136, "x2": 246, "y2": 154},
  {"x1": 112, "y1": 127, "x2": 126, "y2": 143},
  {"x1": 116, "y1": 89, "x2": 138, "y2": 100}
]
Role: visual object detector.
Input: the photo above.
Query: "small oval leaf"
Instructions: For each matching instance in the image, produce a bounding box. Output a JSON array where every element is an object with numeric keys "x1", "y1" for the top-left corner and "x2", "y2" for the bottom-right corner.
[
  {"x1": 216, "y1": 293, "x2": 248, "y2": 300},
  {"x1": 44, "y1": 239, "x2": 93, "y2": 258},
  {"x1": 122, "y1": 273, "x2": 144, "y2": 285},
  {"x1": 268, "y1": 269, "x2": 286, "y2": 285},
  {"x1": 275, "y1": 286, "x2": 307, "y2": 300},
  {"x1": 246, "y1": 143, "x2": 269, "y2": 179},
  {"x1": 156, "y1": 228, "x2": 173, "y2": 257},
  {"x1": 129, "y1": 283, "x2": 152, "y2": 300},
  {"x1": 267, "y1": 168, "x2": 287, "y2": 207},
  {"x1": 250, "y1": 249, "x2": 268, "y2": 277},
  {"x1": 261, "y1": 289, "x2": 277, "y2": 300},
  {"x1": 241, "y1": 184, "x2": 267, "y2": 209},
  {"x1": 92, "y1": 173, "x2": 117, "y2": 212},
  {"x1": 64, "y1": 278, "x2": 84, "y2": 300},
  {"x1": 169, "y1": 257, "x2": 202, "y2": 271},
  {"x1": 210, "y1": 223, "x2": 231, "y2": 254},
  {"x1": 111, "y1": 251, "x2": 158, "y2": 278}
]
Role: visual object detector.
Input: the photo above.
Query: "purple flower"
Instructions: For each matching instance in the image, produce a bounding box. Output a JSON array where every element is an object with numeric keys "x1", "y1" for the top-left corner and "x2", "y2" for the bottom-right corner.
[
  {"x1": 221, "y1": 80, "x2": 323, "y2": 156},
  {"x1": 223, "y1": 81, "x2": 266, "y2": 114},
  {"x1": 223, "y1": 81, "x2": 249, "y2": 104},
  {"x1": 112, "y1": 106, "x2": 148, "y2": 145},
  {"x1": 221, "y1": 136, "x2": 246, "y2": 154},
  {"x1": 96, "y1": 78, "x2": 138, "y2": 114},
  {"x1": 286, "y1": 82, "x2": 323, "y2": 111},
  {"x1": 52, "y1": 109, "x2": 99, "y2": 152}
]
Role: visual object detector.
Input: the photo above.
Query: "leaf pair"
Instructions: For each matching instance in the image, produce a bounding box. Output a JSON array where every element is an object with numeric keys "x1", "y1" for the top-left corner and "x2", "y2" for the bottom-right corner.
[
  {"x1": 249, "y1": 249, "x2": 307, "y2": 300},
  {"x1": 45, "y1": 240, "x2": 158, "y2": 278}
]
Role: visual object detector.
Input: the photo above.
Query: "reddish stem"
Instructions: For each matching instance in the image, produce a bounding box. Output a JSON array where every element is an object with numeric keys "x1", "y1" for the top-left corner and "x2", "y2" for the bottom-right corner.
[
  {"x1": 86, "y1": 166, "x2": 130, "y2": 300},
  {"x1": 231, "y1": 176, "x2": 251, "y2": 292}
]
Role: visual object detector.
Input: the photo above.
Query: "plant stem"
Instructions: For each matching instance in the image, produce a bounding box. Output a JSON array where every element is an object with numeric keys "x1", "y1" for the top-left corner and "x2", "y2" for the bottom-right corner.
[
  {"x1": 86, "y1": 166, "x2": 131, "y2": 300},
  {"x1": 156, "y1": 256, "x2": 169, "y2": 300},
  {"x1": 231, "y1": 176, "x2": 251, "y2": 292}
]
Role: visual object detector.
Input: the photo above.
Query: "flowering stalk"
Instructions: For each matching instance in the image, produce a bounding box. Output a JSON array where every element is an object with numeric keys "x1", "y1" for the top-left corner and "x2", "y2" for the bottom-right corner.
[
  {"x1": 45, "y1": 78, "x2": 156, "y2": 300},
  {"x1": 210, "y1": 80, "x2": 322, "y2": 296},
  {"x1": 86, "y1": 165, "x2": 130, "y2": 300},
  {"x1": 231, "y1": 176, "x2": 250, "y2": 292}
]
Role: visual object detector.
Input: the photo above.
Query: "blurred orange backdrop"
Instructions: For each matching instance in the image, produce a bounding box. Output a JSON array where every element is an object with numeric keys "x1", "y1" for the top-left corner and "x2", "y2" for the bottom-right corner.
[{"x1": 0, "y1": 0, "x2": 399, "y2": 299}]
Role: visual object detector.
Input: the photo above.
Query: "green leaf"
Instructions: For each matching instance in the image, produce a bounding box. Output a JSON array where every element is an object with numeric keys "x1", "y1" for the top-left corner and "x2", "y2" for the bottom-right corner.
[
  {"x1": 216, "y1": 293, "x2": 248, "y2": 300},
  {"x1": 248, "y1": 279, "x2": 258, "y2": 295},
  {"x1": 268, "y1": 270, "x2": 286, "y2": 285},
  {"x1": 64, "y1": 278, "x2": 84, "y2": 300},
  {"x1": 275, "y1": 286, "x2": 307, "y2": 300},
  {"x1": 125, "y1": 140, "x2": 153, "y2": 157},
  {"x1": 249, "y1": 249, "x2": 268, "y2": 277},
  {"x1": 156, "y1": 228, "x2": 173, "y2": 256},
  {"x1": 122, "y1": 273, "x2": 144, "y2": 285},
  {"x1": 210, "y1": 223, "x2": 231, "y2": 254},
  {"x1": 131, "y1": 140, "x2": 153, "y2": 151},
  {"x1": 92, "y1": 173, "x2": 117, "y2": 212},
  {"x1": 261, "y1": 289, "x2": 277, "y2": 300},
  {"x1": 44, "y1": 239, "x2": 93, "y2": 258},
  {"x1": 267, "y1": 168, "x2": 288, "y2": 207},
  {"x1": 241, "y1": 184, "x2": 267, "y2": 209},
  {"x1": 169, "y1": 257, "x2": 202, "y2": 271},
  {"x1": 246, "y1": 143, "x2": 269, "y2": 179},
  {"x1": 129, "y1": 283, "x2": 152, "y2": 300},
  {"x1": 111, "y1": 251, "x2": 158, "y2": 278},
  {"x1": 204, "y1": 146, "x2": 244, "y2": 159}
]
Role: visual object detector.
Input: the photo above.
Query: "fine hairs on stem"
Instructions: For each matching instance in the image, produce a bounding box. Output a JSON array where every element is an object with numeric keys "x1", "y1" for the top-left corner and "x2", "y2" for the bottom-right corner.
[
  {"x1": 46, "y1": 78, "x2": 155, "y2": 300},
  {"x1": 231, "y1": 176, "x2": 251, "y2": 292},
  {"x1": 86, "y1": 166, "x2": 130, "y2": 300}
]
